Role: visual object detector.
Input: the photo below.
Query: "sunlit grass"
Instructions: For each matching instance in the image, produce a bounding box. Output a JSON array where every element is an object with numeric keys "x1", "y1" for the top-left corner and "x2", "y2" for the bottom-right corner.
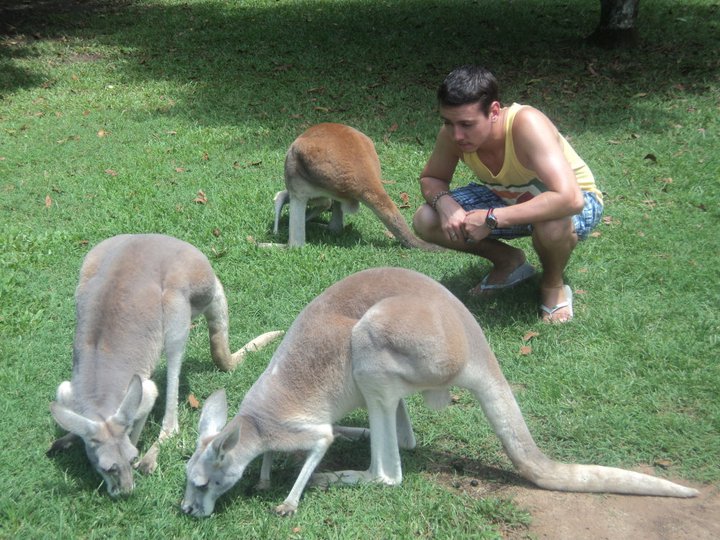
[{"x1": 1, "y1": 0, "x2": 718, "y2": 537}]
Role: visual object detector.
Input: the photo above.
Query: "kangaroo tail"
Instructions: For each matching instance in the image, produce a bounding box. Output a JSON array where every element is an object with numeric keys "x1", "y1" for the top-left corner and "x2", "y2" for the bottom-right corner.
[
  {"x1": 361, "y1": 190, "x2": 443, "y2": 252},
  {"x1": 519, "y1": 456, "x2": 698, "y2": 497},
  {"x1": 230, "y1": 330, "x2": 285, "y2": 366},
  {"x1": 468, "y1": 364, "x2": 698, "y2": 498}
]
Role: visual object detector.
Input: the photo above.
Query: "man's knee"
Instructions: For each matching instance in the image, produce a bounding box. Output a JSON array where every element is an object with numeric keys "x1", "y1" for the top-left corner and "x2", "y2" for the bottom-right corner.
[
  {"x1": 412, "y1": 204, "x2": 436, "y2": 239},
  {"x1": 533, "y1": 217, "x2": 576, "y2": 246}
]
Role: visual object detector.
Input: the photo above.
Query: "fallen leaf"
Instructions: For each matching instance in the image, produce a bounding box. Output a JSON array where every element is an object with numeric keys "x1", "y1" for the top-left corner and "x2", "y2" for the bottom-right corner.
[
  {"x1": 202, "y1": 152, "x2": 209, "y2": 161},
  {"x1": 105, "y1": 169, "x2": 117, "y2": 176},
  {"x1": 659, "y1": 177, "x2": 673, "y2": 193},
  {"x1": 590, "y1": 231, "x2": 602, "y2": 238},
  {"x1": 654, "y1": 459, "x2": 672, "y2": 469},
  {"x1": 45, "y1": 194, "x2": 52, "y2": 208},
  {"x1": 399, "y1": 192, "x2": 410, "y2": 208},
  {"x1": 194, "y1": 190, "x2": 207, "y2": 204},
  {"x1": 602, "y1": 216, "x2": 617, "y2": 225},
  {"x1": 97, "y1": 129, "x2": 109, "y2": 138},
  {"x1": 175, "y1": 167, "x2": 186, "y2": 173},
  {"x1": 519, "y1": 345, "x2": 532, "y2": 356},
  {"x1": 522, "y1": 331, "x2": 539, "y2": 342},
  {"x1": 388, "y1": 122, "x2": 398, "y2": 133},
  {"x1": 212, "y1": 227, "x2": 221, "y2": 237},
  {"x1": 188, "y1": 393, "x2": 200, "y2": 409},
  {"x1": 575, "y1": 289, "x2": 587, "y2": 295}
]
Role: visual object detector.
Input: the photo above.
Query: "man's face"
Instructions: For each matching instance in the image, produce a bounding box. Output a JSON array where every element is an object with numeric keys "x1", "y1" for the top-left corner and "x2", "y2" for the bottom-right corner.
[{"x1": 439, "y1": 102, "x2": 494, "y2": 153}]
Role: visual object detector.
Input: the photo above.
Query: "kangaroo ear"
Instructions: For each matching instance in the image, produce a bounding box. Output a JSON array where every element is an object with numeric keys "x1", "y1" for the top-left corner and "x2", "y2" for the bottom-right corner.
[
  {"x1": 50, "y1": 401, "x2": 99, "y2": 439},
  {"x1": 198, "y1": 389, "x2": 228, "y2": 440},
  {"x1": 210, "y1": 417, "x2": 241, "y2": 460},
  {"x1": 112, "y1": 375, "x2": 143, "y2": 427}
]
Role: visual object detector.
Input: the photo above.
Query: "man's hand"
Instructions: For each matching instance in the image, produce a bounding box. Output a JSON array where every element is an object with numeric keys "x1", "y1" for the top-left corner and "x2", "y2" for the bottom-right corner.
[
  {"x1": 462, "y1": 210, "x2": 491, "y2": 244},
  {"x1": 436, "y1": 196, "x2": 467, "y2": 243}
]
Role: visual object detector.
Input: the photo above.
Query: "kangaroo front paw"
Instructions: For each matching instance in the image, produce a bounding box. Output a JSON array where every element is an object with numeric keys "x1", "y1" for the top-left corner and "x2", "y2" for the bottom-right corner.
[
  {"x1": 47, "y1": 433, "x2": 79, "y2": 456},
  {"x1": 135, "y1": 446, "x2": 159, "y2": 475},
  {"x1": 273, "y1": 501, "x2": 297, "y2": 517}
]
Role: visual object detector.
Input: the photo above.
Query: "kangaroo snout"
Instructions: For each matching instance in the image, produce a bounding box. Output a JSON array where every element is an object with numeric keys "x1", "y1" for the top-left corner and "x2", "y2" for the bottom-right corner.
[
  {"x1": 181, "y1": 497, "x2": 212, "y2": 518},
  {"x1": 105, "y1": 471, "x2": 135, "y2": 498}
]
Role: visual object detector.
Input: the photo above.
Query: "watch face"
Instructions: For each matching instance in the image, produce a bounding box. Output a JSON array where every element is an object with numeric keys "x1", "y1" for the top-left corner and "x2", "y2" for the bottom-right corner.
[{"x1": 486, "y1": 212, "x2": 498, "y2": 229}]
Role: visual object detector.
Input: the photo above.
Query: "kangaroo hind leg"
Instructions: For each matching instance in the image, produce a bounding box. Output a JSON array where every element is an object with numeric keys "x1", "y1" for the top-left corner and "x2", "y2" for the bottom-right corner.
[
  {"x1": 314, "y1": 351, "x2": 409, "y2": 488},
  {"x1": 312, "y1": 391, "x2": 402, "y2": 489},
  {"x1": 332, "y1": 398, "x2": 413, "y2": 449}
]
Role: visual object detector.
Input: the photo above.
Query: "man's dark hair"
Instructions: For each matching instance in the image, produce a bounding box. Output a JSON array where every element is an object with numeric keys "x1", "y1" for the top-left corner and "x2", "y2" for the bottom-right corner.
[{"x1": 437, "y1": 65, "x2": 499, "y2": 115}]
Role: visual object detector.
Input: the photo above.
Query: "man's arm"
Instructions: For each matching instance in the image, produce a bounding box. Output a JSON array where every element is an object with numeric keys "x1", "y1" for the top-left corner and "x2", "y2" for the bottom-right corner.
[
  {"x1": 419, "y1": 130, "x2": 467, "y2": 240},
  {"x1": 467, "y1": 107, "x2": 584, "y2": 233}
]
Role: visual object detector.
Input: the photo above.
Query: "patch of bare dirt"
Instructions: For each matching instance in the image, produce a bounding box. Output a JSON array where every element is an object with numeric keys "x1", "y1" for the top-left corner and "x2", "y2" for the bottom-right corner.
[
  {"x1": 438, "y1": 469, "x2": 719, "y2": 540},
  {"x1": 501, "y1": 482, "x2": 719, "y2": 539}
]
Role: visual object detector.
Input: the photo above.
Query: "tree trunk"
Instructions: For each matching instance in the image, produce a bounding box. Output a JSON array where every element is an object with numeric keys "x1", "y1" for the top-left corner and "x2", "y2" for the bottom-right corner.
[{"x1": 588, "y1": 0, "x2": 640, "y2": 49}]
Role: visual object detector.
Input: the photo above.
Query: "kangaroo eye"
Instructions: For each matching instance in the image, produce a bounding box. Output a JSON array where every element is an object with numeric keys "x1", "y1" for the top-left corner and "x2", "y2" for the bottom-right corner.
[{"x1": 193, "y1": 478, "x2": 209, "y2": 490}]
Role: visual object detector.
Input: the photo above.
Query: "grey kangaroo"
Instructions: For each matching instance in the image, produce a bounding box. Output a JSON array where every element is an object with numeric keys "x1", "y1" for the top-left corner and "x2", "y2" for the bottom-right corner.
[
  {"x1": 48, "y1": 234, "x2": 282, "y2": 497},
  {"x1": 182, "y1": 267, "x2": 697, "y2": 517}
]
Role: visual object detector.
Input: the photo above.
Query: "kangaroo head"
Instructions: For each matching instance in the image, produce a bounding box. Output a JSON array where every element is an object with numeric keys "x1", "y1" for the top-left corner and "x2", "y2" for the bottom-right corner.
[
  {"x1": 50, "y1": 375, "x2": 144, "y2": 497},
  {"x1": 182, "y1": 389, "x2": 246, "y2": 517}
]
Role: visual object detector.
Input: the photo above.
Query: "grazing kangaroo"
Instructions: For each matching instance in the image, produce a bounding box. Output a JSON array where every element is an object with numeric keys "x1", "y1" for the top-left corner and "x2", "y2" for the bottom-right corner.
[
  {"x1": 181, "y1": 267, "x2": 698, "y2": 517},
  {"x1": 275, "y1": 123, "x2": 439, "y2": 251},
  {"x1": 48, "y1": 234, "x2": 282, "y2": 497}
]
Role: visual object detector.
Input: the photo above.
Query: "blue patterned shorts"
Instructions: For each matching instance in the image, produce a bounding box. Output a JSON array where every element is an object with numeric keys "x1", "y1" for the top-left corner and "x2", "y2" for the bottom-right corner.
[{"x1": 450, "y1": 182, "x2": 603, "y2": 240}]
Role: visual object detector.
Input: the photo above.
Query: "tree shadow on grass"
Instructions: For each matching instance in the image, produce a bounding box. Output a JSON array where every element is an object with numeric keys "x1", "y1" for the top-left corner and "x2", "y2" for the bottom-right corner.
[{"x1": 2, "y1": 0, "x2": 718, "y2": 139}]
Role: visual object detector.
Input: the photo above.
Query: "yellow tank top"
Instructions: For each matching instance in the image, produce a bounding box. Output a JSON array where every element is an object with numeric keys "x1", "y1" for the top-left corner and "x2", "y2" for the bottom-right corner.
[{"x1": 461, "y1": 103, "x2": 602, "y2": 205}]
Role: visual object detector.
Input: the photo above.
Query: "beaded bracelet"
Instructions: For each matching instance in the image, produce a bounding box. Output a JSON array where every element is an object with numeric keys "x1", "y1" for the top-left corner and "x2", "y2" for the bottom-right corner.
[{"x1": 430, "y1": 190, "x2": 451, "y2": 211}]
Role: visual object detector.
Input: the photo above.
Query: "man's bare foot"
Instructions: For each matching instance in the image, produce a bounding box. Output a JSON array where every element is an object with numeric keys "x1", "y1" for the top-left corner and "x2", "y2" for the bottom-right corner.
[{"x1": 540, "y1": 285, "x2": 573, "y2": 323}]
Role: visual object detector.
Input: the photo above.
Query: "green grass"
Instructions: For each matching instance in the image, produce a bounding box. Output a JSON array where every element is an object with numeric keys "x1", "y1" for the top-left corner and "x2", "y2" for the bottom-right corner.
[{"x1": 1, "y1": 0, "x2": 718, "y2": 537}]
